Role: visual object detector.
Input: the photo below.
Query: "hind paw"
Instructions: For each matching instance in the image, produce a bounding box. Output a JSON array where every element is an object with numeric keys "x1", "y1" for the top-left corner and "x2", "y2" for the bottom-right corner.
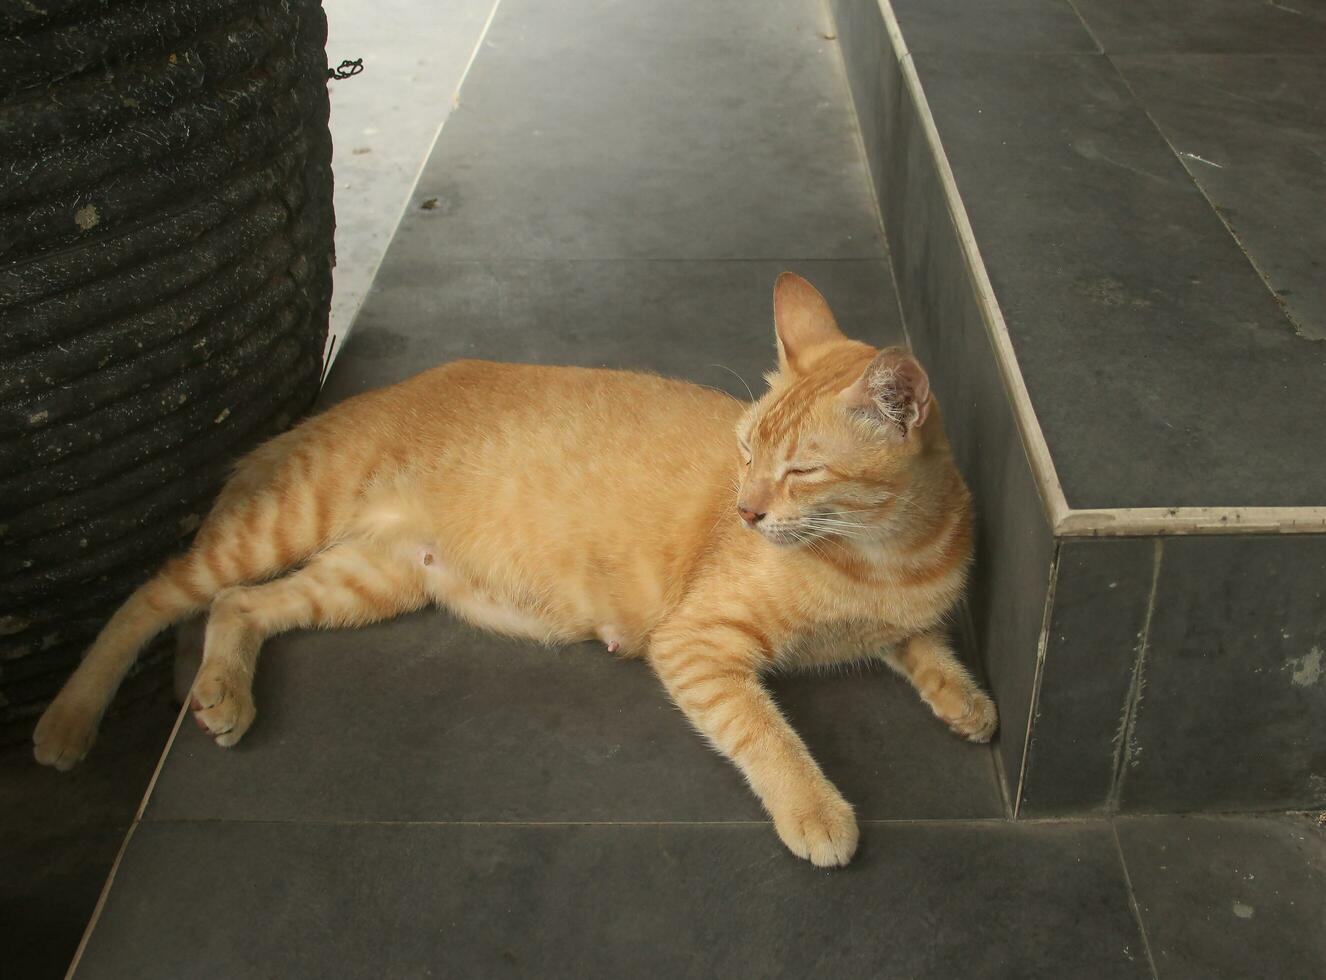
[{"x1": 190, "y1": 665, "x2": 256, "y2": 748}]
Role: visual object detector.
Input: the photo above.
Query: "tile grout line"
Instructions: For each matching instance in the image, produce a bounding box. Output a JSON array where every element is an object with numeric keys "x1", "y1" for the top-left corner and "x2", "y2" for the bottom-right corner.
[
  {"x1": 129, "y1": 814, "x2": 1113, "y2": 829},
  {"x1": 1108, "y1": 540, "x2": 1164, "y2": 812},
  {"x1": 980, "y1": 599, "x2": 1016, "y2": 820},
  {"x1": 1111, "y1": 821, "x2": 1162, "y2": 980},
  {"x1": 1013, "y1": 542, "x2": 1061, "y2": 818},
  {"x1": 1063, "y1": 0, "x2": 1107, "y2": 55},
  {"x1": 358, "y1": 255, "x2": 894, "y2": 264},
  {"x1": 63, "y1": 701, "x2": 190, "y2": 980},
  {"x1": 131, "y1": 806, "x2": 1317, "y2": 830},
  {"x1": 989, "y1": 736, "x2": 1014, "y2": 821}
]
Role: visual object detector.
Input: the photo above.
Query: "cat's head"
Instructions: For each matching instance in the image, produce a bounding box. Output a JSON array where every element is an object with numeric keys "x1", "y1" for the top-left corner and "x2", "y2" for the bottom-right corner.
[{"x1": 734, "y1": 272, "x2": 945, "y2": 547}]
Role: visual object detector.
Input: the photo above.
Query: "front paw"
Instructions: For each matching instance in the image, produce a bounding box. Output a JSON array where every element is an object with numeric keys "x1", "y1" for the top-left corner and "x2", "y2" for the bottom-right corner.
[
  {"x1": 949, "y1": 689, "x2": 998, "y2": 743},
  {"x1": 773, "y1": 790, "x2": 859, "y2": 868},
  {"x1": 190, "y1": 665, "x2": 256, "y2": 748}
]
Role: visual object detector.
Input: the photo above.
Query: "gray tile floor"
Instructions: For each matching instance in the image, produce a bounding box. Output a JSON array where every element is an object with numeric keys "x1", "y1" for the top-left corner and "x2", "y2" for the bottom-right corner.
[
  {"x1": 12, "y1": 1, "x2": 1325, "y2": 978},
  {"x1": 1117, "y1": 815, "x2": 1326, "y2": 980}
]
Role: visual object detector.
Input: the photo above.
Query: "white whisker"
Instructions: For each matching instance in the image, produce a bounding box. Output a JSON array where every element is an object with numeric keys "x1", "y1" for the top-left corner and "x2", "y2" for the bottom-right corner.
[{"x1": 706, "y1": 363, "x2": 756, "y2": 404}]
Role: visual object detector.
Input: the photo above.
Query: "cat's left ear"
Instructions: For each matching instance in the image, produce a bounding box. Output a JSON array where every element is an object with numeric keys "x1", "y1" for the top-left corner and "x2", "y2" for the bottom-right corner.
[
  {"x1": 773, "y1": 272, "x2": 846, "y2": 373},
  {"x1": 839, "y1": 349, "x2": 932, "y2": 438}
]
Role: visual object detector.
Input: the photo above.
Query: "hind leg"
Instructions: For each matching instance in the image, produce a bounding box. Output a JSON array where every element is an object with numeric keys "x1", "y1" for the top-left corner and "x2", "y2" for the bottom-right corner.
[{"x1": 190, "y1": 539, "x2": 427, "y2": 746}]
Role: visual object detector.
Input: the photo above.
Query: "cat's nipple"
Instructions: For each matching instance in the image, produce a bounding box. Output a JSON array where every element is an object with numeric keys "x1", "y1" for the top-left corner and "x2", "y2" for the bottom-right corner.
[{"x1": 597, "y1": 625, "x2": 623, "y2": 654}]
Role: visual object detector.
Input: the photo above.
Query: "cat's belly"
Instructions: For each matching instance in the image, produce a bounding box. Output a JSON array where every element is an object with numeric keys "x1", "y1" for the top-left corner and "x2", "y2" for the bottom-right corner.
[
  {"x1": 411, "y1": 543, "x2": 631, "y2": 653},
  {"x1": 412, "y1": 544, "x2": 562, "y2": 642}
]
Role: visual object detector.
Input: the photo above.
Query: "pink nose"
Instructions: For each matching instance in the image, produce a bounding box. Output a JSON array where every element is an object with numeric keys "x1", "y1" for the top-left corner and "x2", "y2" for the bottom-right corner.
[{"x1": 737, "y1": 505, "x2": 766, "y2": 526}]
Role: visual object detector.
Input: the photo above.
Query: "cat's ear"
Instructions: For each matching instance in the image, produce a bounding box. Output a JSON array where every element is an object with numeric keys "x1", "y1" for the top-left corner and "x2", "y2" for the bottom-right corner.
[
  {"x1": 839, "y1": 348, "x2": 932, "y2": 438},
  {"x1": 773, "y1": 272, "x2": 845, "y2": 373}
]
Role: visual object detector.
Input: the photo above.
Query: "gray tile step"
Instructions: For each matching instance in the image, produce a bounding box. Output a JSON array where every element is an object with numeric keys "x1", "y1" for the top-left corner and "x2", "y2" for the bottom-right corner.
[{"x1": 831, "y1": 0, "x2": 1326, "y2": 816}]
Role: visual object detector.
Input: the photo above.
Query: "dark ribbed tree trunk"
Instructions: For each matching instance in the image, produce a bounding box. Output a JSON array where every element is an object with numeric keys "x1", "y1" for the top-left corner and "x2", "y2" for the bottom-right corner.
[{"x1": 0, "y1": 0, "x2": 335, "y2": 742}]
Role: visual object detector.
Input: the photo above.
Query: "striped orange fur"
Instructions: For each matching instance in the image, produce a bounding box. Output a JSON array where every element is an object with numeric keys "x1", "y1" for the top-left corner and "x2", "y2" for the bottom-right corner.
[{"x1": 33, "y1": 273, "x2": 995, "y2": 866}]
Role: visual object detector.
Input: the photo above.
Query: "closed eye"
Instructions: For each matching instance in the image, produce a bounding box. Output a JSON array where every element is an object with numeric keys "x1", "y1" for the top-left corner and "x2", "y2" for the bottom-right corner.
[{"x1": 785, "y1": 465, "x2": 825, "y2": 477}]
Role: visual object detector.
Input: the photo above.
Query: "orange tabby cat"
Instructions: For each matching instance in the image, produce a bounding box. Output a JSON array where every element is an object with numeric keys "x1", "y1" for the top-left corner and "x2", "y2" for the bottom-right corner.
[{"x1": 34, "y1": 272, "x2": 995, "y2": 866}]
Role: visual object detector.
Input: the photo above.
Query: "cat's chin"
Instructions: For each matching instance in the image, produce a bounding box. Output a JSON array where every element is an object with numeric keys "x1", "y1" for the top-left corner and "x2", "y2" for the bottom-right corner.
[{"x1": 755, "y1": 526, "x2": 810, "y2": 548}]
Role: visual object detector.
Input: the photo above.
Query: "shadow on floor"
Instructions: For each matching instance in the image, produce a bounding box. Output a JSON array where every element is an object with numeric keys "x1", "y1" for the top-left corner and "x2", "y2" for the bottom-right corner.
[{"x1": 0, "y1": 689, "x2": 178, "y2": 980}]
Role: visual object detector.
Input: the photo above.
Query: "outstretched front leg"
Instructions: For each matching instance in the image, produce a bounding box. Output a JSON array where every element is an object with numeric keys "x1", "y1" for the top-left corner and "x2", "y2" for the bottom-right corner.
[
  {"x1": 191, "y1": 539, "x2": 428, "y2": 746},
  {"x1": 881, "y1": 631, "x2": 998, "y2": 743},
  {"x1": 649, "y1": 619, "x2": 858, "y2": 867}
]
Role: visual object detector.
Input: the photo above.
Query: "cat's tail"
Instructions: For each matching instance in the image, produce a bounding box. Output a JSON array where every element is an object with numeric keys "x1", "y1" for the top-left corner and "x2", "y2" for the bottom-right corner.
[
  {"x1": 32, "y1": 553, "x2": 214, "y2": 769},
  {"x1": 33, "y1": 412, "x2": 366, "y2": 770}
]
